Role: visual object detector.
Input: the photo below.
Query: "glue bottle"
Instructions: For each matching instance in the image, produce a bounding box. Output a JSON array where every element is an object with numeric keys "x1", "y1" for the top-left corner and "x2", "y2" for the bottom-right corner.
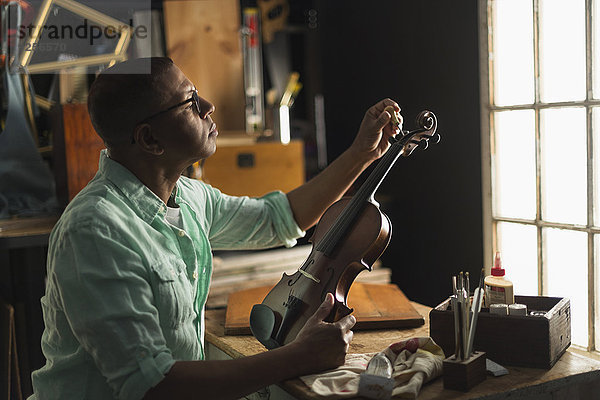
[{"x1": 484, "y1": 252, "x2": 514, "y2": 307}]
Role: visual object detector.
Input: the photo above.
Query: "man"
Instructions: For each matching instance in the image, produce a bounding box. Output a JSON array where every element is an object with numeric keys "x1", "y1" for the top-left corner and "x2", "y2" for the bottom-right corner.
[{"x1": 30, "y1": 57, "x2": 402, "y2": 400}]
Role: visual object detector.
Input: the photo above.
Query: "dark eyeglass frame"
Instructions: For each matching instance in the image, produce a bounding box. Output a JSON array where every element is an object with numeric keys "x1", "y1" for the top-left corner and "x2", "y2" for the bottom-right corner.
[
  {"x1": 139, "y1": 90, "x2": 201, "y2": 125},
  {"x1": 132, "y1": 90, "x2": 201, "y2": 144}
]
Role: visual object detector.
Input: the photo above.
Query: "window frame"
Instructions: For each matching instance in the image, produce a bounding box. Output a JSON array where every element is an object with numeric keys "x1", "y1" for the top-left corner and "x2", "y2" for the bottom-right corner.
[{"x1": 480, "y1": 0, "x2": 598, "y2": 352}]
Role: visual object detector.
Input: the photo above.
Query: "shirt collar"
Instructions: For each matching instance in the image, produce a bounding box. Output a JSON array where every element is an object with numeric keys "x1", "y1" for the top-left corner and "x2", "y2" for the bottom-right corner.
[{"x1": 98, "y1": 149, "x2": 176, "y2": 223}]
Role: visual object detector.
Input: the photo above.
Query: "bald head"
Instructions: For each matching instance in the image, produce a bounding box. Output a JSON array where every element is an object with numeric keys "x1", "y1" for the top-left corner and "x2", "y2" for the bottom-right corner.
[{"x1": 87, "y1": 57, "x2": 175, "y2": 148}]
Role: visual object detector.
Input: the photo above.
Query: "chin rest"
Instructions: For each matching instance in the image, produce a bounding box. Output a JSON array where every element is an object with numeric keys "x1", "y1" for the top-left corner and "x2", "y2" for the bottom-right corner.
[{"x1": 249, "y1": 304, "x2": 281, "y2": 349}]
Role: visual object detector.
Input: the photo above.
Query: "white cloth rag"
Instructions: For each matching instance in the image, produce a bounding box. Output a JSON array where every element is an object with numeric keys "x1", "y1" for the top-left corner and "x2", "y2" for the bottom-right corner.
[{"x1": 300, "y1": 337, "x2": 445, "y2": 399}]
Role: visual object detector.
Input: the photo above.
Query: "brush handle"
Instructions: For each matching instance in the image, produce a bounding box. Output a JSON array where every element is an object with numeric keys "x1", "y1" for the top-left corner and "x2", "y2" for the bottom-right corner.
[{"x1": 466, "y1": 288, "x2": 484, "y2": 356}]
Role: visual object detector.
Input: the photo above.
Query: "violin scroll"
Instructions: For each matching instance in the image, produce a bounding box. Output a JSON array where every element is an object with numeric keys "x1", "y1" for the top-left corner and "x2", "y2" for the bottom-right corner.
[
  {"x1": 395, "y1": 110, "x2": 439, "y2": 157},
  {"x1": 416, "y1": 110, "x2": 436, "y2": 131}
]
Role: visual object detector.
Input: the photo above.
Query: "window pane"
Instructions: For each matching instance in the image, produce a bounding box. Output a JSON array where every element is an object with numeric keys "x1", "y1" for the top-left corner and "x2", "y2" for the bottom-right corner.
[
  {"x1": 493, "y1": 110, "x2": 536, "y2": 219},
  {"x1": 539, "y1": 0, "x2": 586, "y2": 102},
  {"x1": 541, "y1": 108, "x2": 587, "y2": 225},
  {"x1": 594, "y1": 108, "x2": 600, "y2": 226},
  {"x1": 497, "y1": 222, "x2": 538, "y2": 296},
  {"x1": 492, "y1": 0, "x2": 534, "y2": 106},
  {"x1": 545, "y1": 228, "x2": 587, "y2": 347},
  {"x1": 594, "y1": 0, "x2": 600, "y2": 98}
]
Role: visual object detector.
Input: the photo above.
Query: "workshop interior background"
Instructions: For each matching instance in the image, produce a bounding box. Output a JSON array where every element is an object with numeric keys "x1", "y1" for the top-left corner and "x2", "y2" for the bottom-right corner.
[{"x1": 0, "y1": 0, "x2": 482, "y2": 394}]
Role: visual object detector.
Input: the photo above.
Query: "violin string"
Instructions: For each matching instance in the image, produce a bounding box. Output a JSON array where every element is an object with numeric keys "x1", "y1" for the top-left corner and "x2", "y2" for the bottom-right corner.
[
  {"x1": 317, "y1": 141, "x2": 404, "y2": 254},
  {"x1": 319, "y1": 145, "x2": 399, "y2": 252},
  {"x1": 318, "y1": 125, "x2": 427, "y2": 254}
]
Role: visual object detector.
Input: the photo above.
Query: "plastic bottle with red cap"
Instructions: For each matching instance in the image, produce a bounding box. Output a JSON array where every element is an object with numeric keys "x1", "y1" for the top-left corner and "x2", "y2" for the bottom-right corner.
[{"x1": 484, "y1": 252, "x2": 514, "y2": 307}]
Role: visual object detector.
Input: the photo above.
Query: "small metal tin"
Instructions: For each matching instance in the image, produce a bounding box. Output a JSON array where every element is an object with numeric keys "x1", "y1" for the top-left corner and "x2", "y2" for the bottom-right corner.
[
  {"x1": 490, "y1": 303, "x2": 508, "y2": 315},
  {"x1": 508, "y1": 303, "x2": 528, "y2": 316}
]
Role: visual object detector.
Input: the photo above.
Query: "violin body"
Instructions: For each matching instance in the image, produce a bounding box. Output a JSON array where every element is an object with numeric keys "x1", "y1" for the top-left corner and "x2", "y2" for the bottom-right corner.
[
  {"x1": 250, "y1": 198, "x2": 391, "y2": 348},
  {"x1": 250, "y1": 110, "x2": 439, "y2": 350}
]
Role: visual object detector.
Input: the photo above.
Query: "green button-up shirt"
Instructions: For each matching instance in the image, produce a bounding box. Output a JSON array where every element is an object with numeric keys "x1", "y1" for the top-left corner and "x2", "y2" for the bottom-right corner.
[{"x1": 30, "y1": 150, "x2": 304, "y2": 400}]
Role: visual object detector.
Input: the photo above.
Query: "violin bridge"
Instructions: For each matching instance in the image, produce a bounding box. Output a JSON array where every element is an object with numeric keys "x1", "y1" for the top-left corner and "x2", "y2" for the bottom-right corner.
[{"x1": 298, "y1": 268, "x2": 320, "y2": 283}]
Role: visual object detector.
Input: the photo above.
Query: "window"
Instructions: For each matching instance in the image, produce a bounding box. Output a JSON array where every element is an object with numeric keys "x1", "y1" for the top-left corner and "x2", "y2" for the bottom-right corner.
[{"x1": 482, "y1": 0, "x2": 599, "y2": 350}]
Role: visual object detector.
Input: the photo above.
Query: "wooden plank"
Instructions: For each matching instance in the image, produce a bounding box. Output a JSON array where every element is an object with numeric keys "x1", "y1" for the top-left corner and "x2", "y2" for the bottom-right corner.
[
  {"x1": 163, "y1": 0, "x2": 246, "y2": 133},
  {"x1": 207, "y1": 266, "x2": 391, "y2": 310},
  {"x1": 0, "y1": 216, "x2": 58, "y2": 237},
  {"x1": 224, "y1": 283, "x2": 424, "y2": 335},
  {"x1": 352, "y1": 283, "x2": 425, "y2": 328}
]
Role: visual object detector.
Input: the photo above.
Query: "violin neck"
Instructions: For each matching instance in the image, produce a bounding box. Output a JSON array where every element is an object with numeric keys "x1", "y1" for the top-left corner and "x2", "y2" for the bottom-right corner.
[
  {"x1": 316, "y1": 142, "x2": 403, "y2": 256},
  {"x1": 354, "y1": 141, "x2": 404, "y2": 204}
]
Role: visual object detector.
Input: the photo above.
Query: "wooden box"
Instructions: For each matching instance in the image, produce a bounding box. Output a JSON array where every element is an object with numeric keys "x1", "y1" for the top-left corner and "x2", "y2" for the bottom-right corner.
[
  {"x1": 443, "y1": 351, "x2": 486, "y2": 391},
  {"x1": 202, "y1": 140, "x2": 304, "y2": 197},
  {"x1": 430, "y1": 295, "x2": 571, "y2": 369}
]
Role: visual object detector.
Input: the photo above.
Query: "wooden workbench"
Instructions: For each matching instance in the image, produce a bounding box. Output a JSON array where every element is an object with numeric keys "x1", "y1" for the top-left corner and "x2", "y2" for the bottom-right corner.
[{"x1": 205, "y1": 303, "x2": 600, "y2": 399}]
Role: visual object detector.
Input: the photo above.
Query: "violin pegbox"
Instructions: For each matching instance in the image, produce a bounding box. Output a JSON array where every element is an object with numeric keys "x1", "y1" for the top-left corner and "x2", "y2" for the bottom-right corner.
[{"x1": 397, "y1": 110, "x2": 439, "y2": 157}]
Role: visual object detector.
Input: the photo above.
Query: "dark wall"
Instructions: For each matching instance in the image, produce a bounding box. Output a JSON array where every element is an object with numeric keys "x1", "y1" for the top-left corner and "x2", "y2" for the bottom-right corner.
[{"x1": 317, "y1": 1, "x2": 482, "y2": 307}]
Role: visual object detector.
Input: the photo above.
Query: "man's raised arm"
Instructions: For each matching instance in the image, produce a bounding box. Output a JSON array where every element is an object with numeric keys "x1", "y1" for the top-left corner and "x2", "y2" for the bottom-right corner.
[{"x1": 286, "y1": 99, "x2": 402, "y2": 231}]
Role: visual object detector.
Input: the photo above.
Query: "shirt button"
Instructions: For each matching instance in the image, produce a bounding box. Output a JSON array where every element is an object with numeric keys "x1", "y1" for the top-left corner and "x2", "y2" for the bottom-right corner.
[
  {"x1": 178, "y1": 230, "x2": 185, "y2": 237},
  {"x1": 193, "y1": 271, "x2": 199, "y2": 280},
  {"x1": 159, "y1": 205, "x2": 165, "y2": 213}
]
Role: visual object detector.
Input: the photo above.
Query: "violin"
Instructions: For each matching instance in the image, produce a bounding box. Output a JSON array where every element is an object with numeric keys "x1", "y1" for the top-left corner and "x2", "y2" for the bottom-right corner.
[{"x1": 250, "y1": 110, "x2": 439, "y2": 349}]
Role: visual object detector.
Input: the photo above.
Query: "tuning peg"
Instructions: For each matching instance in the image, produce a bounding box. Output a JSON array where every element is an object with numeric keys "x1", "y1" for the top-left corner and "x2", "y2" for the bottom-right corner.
[
  {"x1": 432, "y1": 133, "x2": 441, "y2": 144},
  {"x1": 407, "y1": 139, "x2": 427, "y2": 152}
]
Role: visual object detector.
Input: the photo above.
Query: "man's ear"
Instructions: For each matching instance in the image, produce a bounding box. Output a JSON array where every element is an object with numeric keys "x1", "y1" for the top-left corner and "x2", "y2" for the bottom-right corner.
[{"x1": 132, "y1": 124, "x2": 164, "y2": 155}]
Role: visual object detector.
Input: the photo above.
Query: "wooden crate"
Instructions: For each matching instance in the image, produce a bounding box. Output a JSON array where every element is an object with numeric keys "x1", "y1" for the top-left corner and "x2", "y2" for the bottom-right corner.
[
  {"x1": 52, "y1": 103, "x2": 105, "y2": 206},
  {"x1": 429, "y1": 295, "x2": 571, "y2": 369},
  {"x1": 202, "y1": 140, "x2": 304, "y2": 197}
]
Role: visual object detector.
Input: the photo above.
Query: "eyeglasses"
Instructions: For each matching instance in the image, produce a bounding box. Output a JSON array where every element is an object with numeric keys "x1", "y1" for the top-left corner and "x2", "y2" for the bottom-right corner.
[
  {"x1": 139, "y1": 90, "x2": 201, "y2": 124},
  {"x1": 132, "y1": 90, "x2": 201, "y2": 143}
]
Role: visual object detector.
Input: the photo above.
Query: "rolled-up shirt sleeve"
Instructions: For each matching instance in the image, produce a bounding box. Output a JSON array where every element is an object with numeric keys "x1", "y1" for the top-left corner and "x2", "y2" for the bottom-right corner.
[
  {"x1": 205, "y1": 186, "x2": 305, "y2": 250},
  {"x1": 51, "y1": 222, "x2": 175, "y2": 400}
]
